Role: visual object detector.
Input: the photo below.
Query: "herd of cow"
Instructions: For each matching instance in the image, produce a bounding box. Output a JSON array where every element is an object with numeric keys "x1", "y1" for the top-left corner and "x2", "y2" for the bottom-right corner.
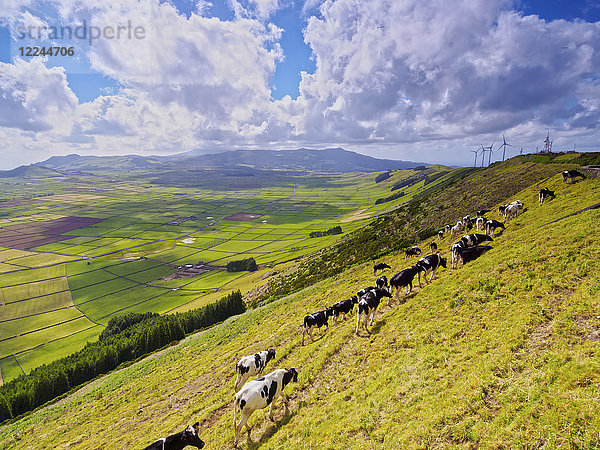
[{"x1": 144, "y1": 170, "x2": 585, "y2": 449}]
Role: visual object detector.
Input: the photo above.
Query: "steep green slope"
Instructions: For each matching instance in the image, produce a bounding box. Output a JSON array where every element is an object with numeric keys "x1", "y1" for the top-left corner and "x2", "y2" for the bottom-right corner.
[
  {"x1": 0, "y1": 164, "x2": 598, "y2": 448},
  {"x1": 256, "y1": 157, "x2": 580, "y2": 305}
]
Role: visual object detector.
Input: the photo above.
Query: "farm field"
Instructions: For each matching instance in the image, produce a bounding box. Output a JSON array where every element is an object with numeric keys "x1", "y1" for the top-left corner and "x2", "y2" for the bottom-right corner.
[
  {"x1": 0, "y1": 166, "x2": 438, "y2": 383},
  {"x1": 0, "y1": 163, "x2": 598, "y2": 447}
]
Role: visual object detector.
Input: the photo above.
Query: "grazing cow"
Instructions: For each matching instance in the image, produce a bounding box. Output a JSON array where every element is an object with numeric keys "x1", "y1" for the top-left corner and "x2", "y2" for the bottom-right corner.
[
  {"x1": 302, "y1": 308, "x2": 334, "y2": 345},
  {"x1": 538, "y1": 188, "x2": 555, "y2": 205},
  {"x1": 415, "y1": 254, "x2": 447, "y2": 286},
  {"x1": 444, "y1": 224, "x2": 452, "y2": 235},
  {"x1": 477, "y1": 209, "x2": 491, "y2": 217},
  {"x1": 475, "y1": 217, "x2": 486, "y2": 231},
  {"x1": 485, "y1": 219, "x2": 505, "y2": 237},
  {"x1": 450, "y1": 221, "x2": 463, "y2": 239},
  {"x1": 437, "y1": 230, "x2": 444, "y2": 240},
  {"x1": 331, "y1": 296, "x2": 359, "y2": 323},
  {"x1": 562, "y1": 170, "x2": 586, "y2": 183},
  {"x1": 428, "y1": 241, "x2": 438, "y2": 254},
  {"x1": 404, "y1": 246, "x2": 422, "y2": 258},
  {"x1": 376, "y1": 275, "x2": 389, "y2": 291},
  {"x1": 458, "y1": 245, "x2": 492, "y2": 265},
  {"x1": 504, "y1": 200, "x2": 523, "y2": 221},
  {"x1": 355, "y1": 287, "x2": 392, "y2": 334},
  {"x1": 460, "y1": 233, "x2": 493, "y2": 247},
  {"x1": 451, "y1": 241, "x2": 467, "y2": 269},
  {"x1": 463, "y1": 215, "x2": 471, "y2": 224},
  {"x1": 465, "y1": 218, "x2": 474, "y2": 231},
  {"x1": 389, "y1": 267, "x2": 419, "y2": 299},
  {"x1": 498, "y1": 205, "x2": 508, "y2": 220},
  {"x1": 234, "y1": 348, "x2": 276, "y2": 392},
  {"x1": 143, "y1": 423, "x2": 204, "y2": 450},
  {"x1": 357, "y1": 286, "x2": 377, "y2": 298},
  {"x1": 233, "y1": 368, "x2": 298, "y2": 446},
  {"x1": 373, "y1": 262, "x2": 391, "y2": 274}
]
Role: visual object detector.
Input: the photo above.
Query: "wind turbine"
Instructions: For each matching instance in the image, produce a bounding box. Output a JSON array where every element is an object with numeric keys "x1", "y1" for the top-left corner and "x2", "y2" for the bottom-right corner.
[
  {"x1": 499, "y1": 135, "x2": 512, "y2": 161},
  {"x1": 485, "y1": 141, "x2": 495, "y2": 166},
  {"x1": 470, "y1": 147, "x2": 480, "y2": 167},
  {"x1": 479, "y1": 145, "x2": 486, "y2": 167}
]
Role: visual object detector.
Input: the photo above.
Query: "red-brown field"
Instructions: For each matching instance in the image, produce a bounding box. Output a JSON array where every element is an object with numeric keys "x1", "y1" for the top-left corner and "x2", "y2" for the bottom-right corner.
[
  {"x1": 0, "y1": 199, "x2": 47, "y2": 209},
  {"x1": 0, "y1": 216, "x2": 103, "y2": 249}
]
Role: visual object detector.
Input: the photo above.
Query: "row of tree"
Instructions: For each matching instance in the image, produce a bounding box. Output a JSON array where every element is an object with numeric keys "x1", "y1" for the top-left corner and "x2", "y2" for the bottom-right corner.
[{"x1": 0, "y1": 291, "x2": 246, "y2": 423}]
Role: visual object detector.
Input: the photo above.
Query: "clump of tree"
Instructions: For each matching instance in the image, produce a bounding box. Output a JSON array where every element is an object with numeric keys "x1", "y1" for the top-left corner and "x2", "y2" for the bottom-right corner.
[
  {"x1": 375, "y1": 171, "x2": 392, "y2": 183},
  {"x1": 309, "y1": 226, "x2": 342, "y2": 238},
  {"x1": 226, "y1": 258, "x2": 258, "y2": 272},
  {"x1": 0, "y1": 291, "x2": 245, "y2": 423},
  {"x1": 375, "y1": 191, "x2": 405, "y2": 205}
]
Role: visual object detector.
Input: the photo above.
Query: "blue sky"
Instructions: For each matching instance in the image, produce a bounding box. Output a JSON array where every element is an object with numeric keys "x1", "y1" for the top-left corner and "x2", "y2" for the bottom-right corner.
[{"x1": 0, "y1": 0, "x2": 598, "y2": 169}]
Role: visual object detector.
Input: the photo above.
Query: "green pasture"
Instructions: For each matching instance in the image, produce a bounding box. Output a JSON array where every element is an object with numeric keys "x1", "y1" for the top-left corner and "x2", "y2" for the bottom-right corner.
[
  {"x1": 0, "y1": 316, "x2": 92, "y2": 359},
  {"x1": 1, "y1": 292, "x2": 74, "y2": 323},
  {"x1": 2, "y1": 278, "x2": 69, "y2": 304},
  {"x1": 0, "y1": 308, "x2": 82, "y2": 342}
]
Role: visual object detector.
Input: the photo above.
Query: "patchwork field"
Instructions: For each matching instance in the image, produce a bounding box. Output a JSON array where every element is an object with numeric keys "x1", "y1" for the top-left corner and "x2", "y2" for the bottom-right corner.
[{"x1": 0, "y1": 167, "x2": 440, "y2": 383}]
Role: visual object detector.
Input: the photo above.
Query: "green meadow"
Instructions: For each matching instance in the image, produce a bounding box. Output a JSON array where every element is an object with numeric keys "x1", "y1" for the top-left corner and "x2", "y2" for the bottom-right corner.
[{"x1": 0, "y1": 162, "x2": 598, "y2": 448}]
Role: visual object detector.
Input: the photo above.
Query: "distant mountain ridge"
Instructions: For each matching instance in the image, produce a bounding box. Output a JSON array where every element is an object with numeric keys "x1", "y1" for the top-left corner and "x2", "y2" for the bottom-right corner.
[{"x1": 24, "y1": 148, "x2": 425, "y2": 173}]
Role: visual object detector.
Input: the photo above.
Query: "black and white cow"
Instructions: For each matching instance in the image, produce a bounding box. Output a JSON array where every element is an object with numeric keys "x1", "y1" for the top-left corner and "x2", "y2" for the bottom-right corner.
[
  {"x1": 234, "y1": 348, "x2": 277, "y2": 392},
  {"x1": 143, "y1": 423, "x2": 204, "y2": 450},
  {"x1": 415, "y1": 254, "x2": 447, "y2": 286},
  {"x1": 458, "y1": 245, "x2": 492, "y2": 265},
  {"x1": 389, "y1": 267, "x2": 419, "y2": 299},
  {"x1": 373, "y1": 262, "x2": 391, "y2": 274},
  {"x1": 498, "y1": 205, "x2": 508, "y2": 220},
  {"x1": 331, "y1": 296, "x2": 359, "y2": 323},
  {"x1": 485, "y1": 219, "x2": 505, "y2": 237},
  {"x1": 460, "y1": 233, "x2": 493, "y2": 247},
  {"x1": 477, "y1": 209, "x2": 491, "y2": 217},
  {"x1": 355, "y1": 287, "x2": 392, "y2": 334},
  {"x1": 538, "y1": 188, "x2": 555, "y2": 205},
  {"x1": 429, "y1": 241, "x2": 438, "y2": 254},
  {"x1": 562, "y1": 170, "x2": 586, "y2": 183},
  {"x1": 302, "y1": 308, "x2": 334, "y2": 345},
  {"x1": 376, "y1": 275, "x2": 389, "y2": 291},
  {"x1": 438, "y1": 230, "x2": 444, "y2": 240},
  {"x1": 451, "y1": 240, "x2": 467, "y2": 269},
  {"x1": 450, "y1": 221, "x2": 464, "y2": 239},
  {"x1": 233, "y1": 368, "x2": 298, "y2": 446},
  {"x1": 504, "y1": 200, "x2": 523, "y2": 221},
  {"x1": 463, "y1": 216, "x2": 474, "y2": 231},
  {"x1": 357, "y1": 286, "x2": 377, "y2": 298},
  {"x1": 475, "y1": 217, "x2": 486, "y2": 231},
  {"x1": 404, "y1": 246, "x2": 422, "y2": 258},
  {"x1": 444, "y1": 224, "x2": 452, "y2": 235}
]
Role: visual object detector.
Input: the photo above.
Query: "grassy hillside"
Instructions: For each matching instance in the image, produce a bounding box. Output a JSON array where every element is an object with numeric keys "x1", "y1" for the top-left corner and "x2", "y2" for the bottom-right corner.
[
  {"x1": 254, "y1": 157, "x2": 581, "y2": 305},
  {"x1": 0, "y1": 162, "x2": 598, "y2": 448}
]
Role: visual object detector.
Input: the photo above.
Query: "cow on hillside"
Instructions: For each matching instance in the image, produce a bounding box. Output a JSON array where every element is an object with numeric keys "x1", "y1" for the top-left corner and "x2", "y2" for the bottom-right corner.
[
  {"x1": 233, "y1": 368, "x2": 298, "y2": 446},
  {"x1": 234, "y1": 348, "x2": 276, "y2": 392},
  {"x1": 143, "y1": 423, "x2": 204, "y2": 450}
]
